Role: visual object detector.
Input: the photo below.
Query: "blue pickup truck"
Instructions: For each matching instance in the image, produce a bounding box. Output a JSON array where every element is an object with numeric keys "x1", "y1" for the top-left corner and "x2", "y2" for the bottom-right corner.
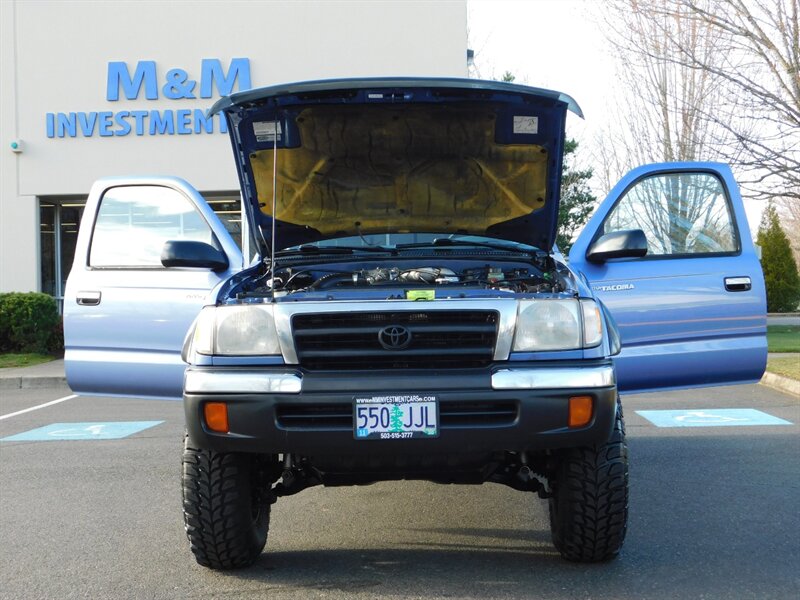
[{"x1": 63, "y1": 78, "x2": 766, "y2": 569}]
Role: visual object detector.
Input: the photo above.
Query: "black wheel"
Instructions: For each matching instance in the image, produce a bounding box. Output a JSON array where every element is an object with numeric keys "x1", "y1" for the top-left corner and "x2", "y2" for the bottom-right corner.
[
  {"x1": 182, "y1": 436, "x2": 271, "y2": 569},
  {"x1": 548, "y1": 396, "x2": 629, "y2": 562}
]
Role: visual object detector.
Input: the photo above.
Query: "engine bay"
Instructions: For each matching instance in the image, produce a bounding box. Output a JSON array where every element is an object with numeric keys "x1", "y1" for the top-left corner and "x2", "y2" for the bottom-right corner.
[
  {"x1": 223, "y1": 255, "x2": 580, "y2": 300},
  {"x1": 276, "y1": 264, "x2": 564, "y2": 294}
]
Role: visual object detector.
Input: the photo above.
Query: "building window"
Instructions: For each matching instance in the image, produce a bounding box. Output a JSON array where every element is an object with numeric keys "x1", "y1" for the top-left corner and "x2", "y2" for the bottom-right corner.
[
  {"x1": 59, "y1": 204, "x2": 83, "y2": 291},
  {"x1": 39, "y1": 198, "x2": 85, "y2": 307},
  {"x1": 39, "y1": 193, "x2": 241, "y2": 308},
  {"x1": 39, "y1": 203, "x2": 56, "y2": 296}
]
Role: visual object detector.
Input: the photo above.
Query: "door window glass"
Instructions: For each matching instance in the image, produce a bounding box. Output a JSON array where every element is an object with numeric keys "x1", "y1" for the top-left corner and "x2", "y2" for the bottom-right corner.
[
  {"x1": 90, "y1": 186, "x2": 214, "y2": 267},
  {"x1": 205, "y1": 196, "x2": 242, "y2": 249},
  {"x1": 603, "y1": 173, "x2": 737, "y2": 256}
]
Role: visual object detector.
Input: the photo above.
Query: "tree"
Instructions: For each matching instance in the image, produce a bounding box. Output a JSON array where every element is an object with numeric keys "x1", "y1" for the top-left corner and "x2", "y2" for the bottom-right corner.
[
  {"x1": 757, "y1": 202, "x2": 800, "y2": 312},
  {"x1": 389, "y1": 405, "x2": 404, "y2": 433},
  {"x1": 667, "y1": 0, "x2": 800, "y2": 201},
  {"x1": 599, "y1": 0, "x2": 734, "y2": 182},
  {"x1": 558, "y1": 140, "x2": 597, "y2": 252},
  {"x1": 602, "y1": 0, "x2": 800, "y2": 201},
  {"x1": 776, "y1": 197, "x2": 800, "y2": 268}
]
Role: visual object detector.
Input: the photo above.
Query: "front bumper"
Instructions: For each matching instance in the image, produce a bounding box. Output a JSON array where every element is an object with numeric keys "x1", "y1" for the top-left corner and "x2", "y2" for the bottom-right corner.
[{"x1": 184, "y1": 362, "x2": 618, "y2": 456}]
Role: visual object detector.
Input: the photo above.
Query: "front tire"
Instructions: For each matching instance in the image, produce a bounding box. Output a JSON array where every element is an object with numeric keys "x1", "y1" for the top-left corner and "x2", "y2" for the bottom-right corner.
[
  {"x1": 182, "y1": 437, "x2": 271, "y2": 569},
  {"x1": 548, "y1": 397, "x2": 629, "y2": 562}
]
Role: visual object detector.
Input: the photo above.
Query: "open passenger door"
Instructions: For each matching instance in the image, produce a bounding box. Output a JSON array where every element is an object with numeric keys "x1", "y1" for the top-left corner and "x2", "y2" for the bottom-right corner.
[{"x1": 569, "y1": 163, "x2": 767, "y2": 394}]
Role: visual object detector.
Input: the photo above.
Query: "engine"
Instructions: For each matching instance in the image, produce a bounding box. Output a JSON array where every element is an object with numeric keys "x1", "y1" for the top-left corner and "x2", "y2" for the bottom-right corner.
[{"x1": 271, "y1": 264, "x2": 565, "y2": 294}]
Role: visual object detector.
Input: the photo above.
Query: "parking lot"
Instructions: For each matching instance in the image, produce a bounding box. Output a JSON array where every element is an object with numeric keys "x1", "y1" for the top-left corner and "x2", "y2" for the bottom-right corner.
[{"x1": 1, "y1": 383, "x2": 798, "y2": 600}]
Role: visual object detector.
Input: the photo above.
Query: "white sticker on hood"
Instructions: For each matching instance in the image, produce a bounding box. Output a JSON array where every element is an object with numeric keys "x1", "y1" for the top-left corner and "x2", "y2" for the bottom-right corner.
[
  {"x1": 254, "y1": 121, "x2": 283, "y2": 143},
  {"x1": 513, "y1": 116, "x2": 539, "y2": 135}
]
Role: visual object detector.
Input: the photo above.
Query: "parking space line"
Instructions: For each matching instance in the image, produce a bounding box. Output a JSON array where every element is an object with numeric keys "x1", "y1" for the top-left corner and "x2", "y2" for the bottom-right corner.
[{"x1": 0, "y1": 394, "x2": 78, "y2": 421}]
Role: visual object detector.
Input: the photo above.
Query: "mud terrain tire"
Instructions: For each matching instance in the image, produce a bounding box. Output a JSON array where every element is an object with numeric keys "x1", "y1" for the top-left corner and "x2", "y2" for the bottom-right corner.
[
  {"x1": 182, "y1": 437, "x2": 271, "y2": 569},
  {"x1": 548, "y1": 397, "x2": 629, "y2": 562}
]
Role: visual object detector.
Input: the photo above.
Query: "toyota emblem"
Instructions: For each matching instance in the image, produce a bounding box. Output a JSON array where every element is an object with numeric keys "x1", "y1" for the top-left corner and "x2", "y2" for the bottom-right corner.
[{"x1": 378, "y1": 325, "x2": 412, "y2": 350}]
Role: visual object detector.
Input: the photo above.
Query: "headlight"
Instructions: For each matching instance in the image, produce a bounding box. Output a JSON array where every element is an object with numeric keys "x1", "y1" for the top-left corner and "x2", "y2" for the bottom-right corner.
[
  {"x1": 513, "y1": 300, "x2": 581, "y2": 351},
  {"x1": 192, "y1": 305, "x2": 281, "y2": 356}
]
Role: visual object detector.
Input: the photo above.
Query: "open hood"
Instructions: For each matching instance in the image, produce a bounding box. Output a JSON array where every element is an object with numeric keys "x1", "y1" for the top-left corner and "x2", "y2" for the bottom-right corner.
[{"x1": 211, "y1": 78, "x2": 582, "y2": 254}]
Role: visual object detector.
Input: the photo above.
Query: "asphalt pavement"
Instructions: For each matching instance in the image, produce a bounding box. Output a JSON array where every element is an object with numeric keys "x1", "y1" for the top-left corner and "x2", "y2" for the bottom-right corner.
[{"x1": 1, "y1": 383, "x2": 798, "y2": 600}]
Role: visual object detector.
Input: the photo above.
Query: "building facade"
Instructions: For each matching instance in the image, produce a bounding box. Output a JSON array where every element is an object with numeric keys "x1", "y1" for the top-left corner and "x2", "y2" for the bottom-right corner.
[{"x1": 0, "y1": 0, "x2": 468, "y2": 303}]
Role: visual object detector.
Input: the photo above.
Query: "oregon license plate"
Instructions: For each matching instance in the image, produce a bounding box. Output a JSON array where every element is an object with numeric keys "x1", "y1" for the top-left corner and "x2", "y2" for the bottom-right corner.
[{"x1": 354, "y1": 394, "x2": 439, "y2": 440}]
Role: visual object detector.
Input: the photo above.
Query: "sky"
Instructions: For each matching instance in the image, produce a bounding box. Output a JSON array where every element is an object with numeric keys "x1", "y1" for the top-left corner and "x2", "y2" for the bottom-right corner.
[
  {"x1": 468, "y1": 0, "x2": 612, "y2": 141},
  {"x1": 466, "y1": 0, "x2": 766, "y2": 232}
]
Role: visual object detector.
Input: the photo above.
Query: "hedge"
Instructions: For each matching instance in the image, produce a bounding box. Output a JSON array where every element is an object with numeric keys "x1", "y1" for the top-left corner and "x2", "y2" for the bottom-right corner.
[{"x1": 0, "y1": 292, "x2": 63, "y2": 354}]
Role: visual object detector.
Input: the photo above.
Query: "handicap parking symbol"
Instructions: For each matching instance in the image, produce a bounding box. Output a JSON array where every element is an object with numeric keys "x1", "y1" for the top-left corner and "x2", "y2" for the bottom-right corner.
[
  {"x1": 636, "y1": 409, "x2": 792, "y2": 428},
  {"x1": 48, "y1": 424, "x2": 108, "y2": 438},
  {"x1": 1, "y1": 421, "x2": 164, "y2": 441},
  {"x1": 673, "y1": 411, "x2": 750, "y2": 424}
]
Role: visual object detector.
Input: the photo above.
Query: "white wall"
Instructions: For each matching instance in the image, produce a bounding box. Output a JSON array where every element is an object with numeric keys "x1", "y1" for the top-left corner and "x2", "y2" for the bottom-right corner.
[
  {"x1": 0, "y1": 0, "x2": 39, "y2": 292},
  {"x1": 0, "y1": 0, "x2": 468, "y2": 292}
]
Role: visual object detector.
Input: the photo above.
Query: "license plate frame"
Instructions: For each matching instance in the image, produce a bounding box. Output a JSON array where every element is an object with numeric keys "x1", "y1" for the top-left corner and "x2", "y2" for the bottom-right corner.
[{"x1": 353, "y1": 394, "x2": 439, "y2": 440}]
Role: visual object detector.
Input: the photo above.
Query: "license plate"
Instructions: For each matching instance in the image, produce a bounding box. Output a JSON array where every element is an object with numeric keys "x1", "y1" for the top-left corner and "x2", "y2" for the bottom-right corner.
[{"x1": 354, "y1": 394, "x2": 439, "y2": 440}]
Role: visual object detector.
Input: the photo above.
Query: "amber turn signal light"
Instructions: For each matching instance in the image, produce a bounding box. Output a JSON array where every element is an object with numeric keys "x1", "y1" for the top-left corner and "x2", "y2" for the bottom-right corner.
[
  {"x1": 204, "y1": 402, "x2": 229, "y2": 433},
  {"x1": 568, "y1": 396, "x2": 593, "y2": 428}
]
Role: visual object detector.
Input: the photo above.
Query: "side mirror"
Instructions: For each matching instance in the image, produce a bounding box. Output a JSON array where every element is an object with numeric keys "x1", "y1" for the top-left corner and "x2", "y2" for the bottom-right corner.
[
  {"x1": 161, "y1": 240, "x2": 228, "y2": 272},
  {"x1": 586, "y1": 229, "x2": 648, "y2": 263}
]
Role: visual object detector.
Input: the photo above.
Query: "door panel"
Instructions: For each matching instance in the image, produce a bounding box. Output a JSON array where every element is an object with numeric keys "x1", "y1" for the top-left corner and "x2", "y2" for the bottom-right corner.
[
  {"x1": 570, "y1": 163, "x2": 767, "y2": 394},
  {"x1": 64, "y1": 177, "x2": 242, "y2": 400}
]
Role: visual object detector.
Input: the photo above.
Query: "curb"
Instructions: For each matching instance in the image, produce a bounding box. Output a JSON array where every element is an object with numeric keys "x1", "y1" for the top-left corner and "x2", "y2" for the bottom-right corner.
[
  {"x1": 0, "y1": 376, "x2": 69, "y2": 390},
  {"x1": 760, "y1": 372, "x2": 800, "y2": 398}
]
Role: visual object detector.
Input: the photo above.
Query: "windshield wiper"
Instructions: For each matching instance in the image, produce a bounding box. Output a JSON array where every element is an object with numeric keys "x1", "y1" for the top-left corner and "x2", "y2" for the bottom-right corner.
[
  {"x1": 275, "y1": 244, "x2": 397, "y2": 256},
  {"x1": 396, "y1": 238, "x2": 535, "y2": 253}
]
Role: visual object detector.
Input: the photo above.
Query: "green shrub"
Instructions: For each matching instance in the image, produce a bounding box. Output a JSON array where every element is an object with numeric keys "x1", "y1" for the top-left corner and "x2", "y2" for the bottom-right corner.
[
  {"x1": 0, "y1": 292, "x2": 63, "y2": 354},
  {"x1": 757, "y1": 203, "x2": 800, "y2": 312}
]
